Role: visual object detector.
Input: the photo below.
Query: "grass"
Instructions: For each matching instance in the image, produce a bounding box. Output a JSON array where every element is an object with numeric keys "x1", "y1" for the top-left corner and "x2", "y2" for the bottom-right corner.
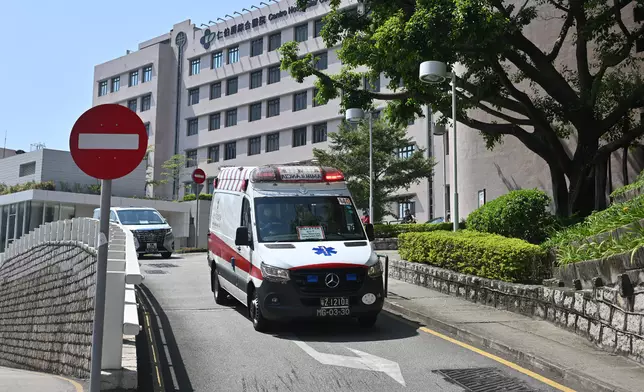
[{"x1": 610, "y1": 170, "x2": 644, "y2": 199}]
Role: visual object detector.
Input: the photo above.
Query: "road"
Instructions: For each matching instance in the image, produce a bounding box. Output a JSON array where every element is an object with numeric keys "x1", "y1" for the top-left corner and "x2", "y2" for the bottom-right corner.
[{"x1": 139, "y1": 253, "x2": 581, "y2": 392}]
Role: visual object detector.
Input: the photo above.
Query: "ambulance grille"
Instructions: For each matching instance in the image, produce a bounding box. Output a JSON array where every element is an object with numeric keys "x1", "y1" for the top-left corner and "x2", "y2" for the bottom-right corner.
[{"x1": 291, "y1": 268, "x2": 366, "y2": 294}]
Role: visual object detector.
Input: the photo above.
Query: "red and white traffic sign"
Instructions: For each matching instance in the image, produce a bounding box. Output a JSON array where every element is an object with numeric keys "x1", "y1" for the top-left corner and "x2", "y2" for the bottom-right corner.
[
  {"x1": 69, "y1": 104, "x2": 148, "y2": 180},
  {"x1": 192, "y1": 168, "x2": 206, "y2": 184}
]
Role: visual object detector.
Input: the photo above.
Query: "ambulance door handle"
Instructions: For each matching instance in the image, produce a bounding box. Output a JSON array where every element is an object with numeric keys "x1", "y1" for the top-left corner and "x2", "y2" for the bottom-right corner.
[{"x1": 230, "y1": 256, "x2": 235, "y2": 270}]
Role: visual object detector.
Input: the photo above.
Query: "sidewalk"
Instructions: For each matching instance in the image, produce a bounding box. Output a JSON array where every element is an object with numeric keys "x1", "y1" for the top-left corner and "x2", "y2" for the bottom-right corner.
[
  {"x1": 0, "y1": 366, "x2": 85, "y2": 392},
  {"x1": 384, "y1": 278, "x2": 644, "y2": 392}
]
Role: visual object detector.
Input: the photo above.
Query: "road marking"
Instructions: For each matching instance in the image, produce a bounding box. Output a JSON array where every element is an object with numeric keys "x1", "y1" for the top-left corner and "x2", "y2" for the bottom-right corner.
[
  {"x1": 78, "y1": 133, "x2": 139, "y2": 149},
  {"x1": 143, "y1": 309, "x2": 163, "y2": 389},
  {"x1": 418, "y1": 327, "x2": 576, "y2": 392},
  {"x1": 52, "y1": 375, "x2": 84, "y2": 392},
  {"x1": 294, "y1": 341, "x2": 406, "y2": 386}
]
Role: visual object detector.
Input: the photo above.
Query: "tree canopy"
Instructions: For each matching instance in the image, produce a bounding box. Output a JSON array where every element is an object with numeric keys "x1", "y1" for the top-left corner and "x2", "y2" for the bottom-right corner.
[
  {"x1": 281, "y1": 0, "x2": 644, "y2": 217},
  {"x1": 313, "y1": 118, "x2": 435, "y2": 222}
]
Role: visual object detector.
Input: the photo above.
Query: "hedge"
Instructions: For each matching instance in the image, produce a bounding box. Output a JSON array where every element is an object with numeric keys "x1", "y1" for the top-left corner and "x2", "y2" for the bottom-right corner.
[
  {"x1": 398, "y1": 230, "x2": 549, "y2": 283},
  {"x1": 182, "y1": 193, "x2": 212, "y2": 201},
  {"x1": 374, "y1": 222, "x2": 457, "y2": 238}
]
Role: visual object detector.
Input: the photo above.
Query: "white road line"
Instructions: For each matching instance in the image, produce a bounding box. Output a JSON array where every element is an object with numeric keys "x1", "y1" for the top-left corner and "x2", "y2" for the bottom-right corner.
[{"x1": 78, "y1": 133, "x2": 139, "y2": 150}]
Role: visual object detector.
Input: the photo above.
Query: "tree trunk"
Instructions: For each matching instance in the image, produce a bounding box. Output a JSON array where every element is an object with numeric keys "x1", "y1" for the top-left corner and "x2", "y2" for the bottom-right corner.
[
  {"x1": 607, "y1": 155, "x2": 613, "y2": 196},
  {"x1": 569, "y1": 167, "x2": 596, "y2": 218},
  {"x1": 622, "y1": 146, "x2": 629, "y2": 186},
  {"x1": 549, "y1": 166, "x2": 570, "y2": 218},
  {"x1": 594, "y1": 159, "x2": 608, "y2": 211}
]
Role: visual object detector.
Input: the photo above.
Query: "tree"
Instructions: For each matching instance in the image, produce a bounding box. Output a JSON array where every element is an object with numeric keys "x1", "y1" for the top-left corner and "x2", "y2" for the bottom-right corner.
[
  {"x1": 313, "y1": 118, "x2": 435, "y2": 222},
  {"x1": 281, "y1": 0, "x2": 644, "y2": 218},
  {"x1": 158, "y1": 154, "x2": 186, "y2": 200}
]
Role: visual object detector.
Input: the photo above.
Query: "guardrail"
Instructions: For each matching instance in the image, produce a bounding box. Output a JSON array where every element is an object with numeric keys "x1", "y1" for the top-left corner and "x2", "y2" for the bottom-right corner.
[{"x1": 0, "y1": 217, "x2": 142, "y2": 371}]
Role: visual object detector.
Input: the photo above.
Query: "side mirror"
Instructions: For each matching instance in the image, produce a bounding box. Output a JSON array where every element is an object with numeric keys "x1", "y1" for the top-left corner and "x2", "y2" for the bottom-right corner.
[
  {"x1": 235, "y1": 227, "x2": 250, "y2": 247},
  {"x1": 365, "y1": 223, "x2": 375, "y2": 242}
]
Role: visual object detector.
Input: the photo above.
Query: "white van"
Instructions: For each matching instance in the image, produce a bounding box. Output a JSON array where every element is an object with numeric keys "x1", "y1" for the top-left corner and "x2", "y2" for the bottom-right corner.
[
  {"x1": 207, "y1": 165, "x2": 383, "y2": 332},
  {"x1": 93, "y1": 207, "x2": 174, "y2": 259}
]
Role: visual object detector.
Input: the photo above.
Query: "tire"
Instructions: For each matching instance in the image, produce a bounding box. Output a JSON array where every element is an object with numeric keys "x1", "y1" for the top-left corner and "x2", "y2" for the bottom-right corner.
[
  {"x1": 249, "y1": 289, "x2": 269, "y2": 332},
  {"x1": 161, "y1": 252, "x2": 172, "y2": 259},
  {"x1": 137, "y1": 253, "x2": 143, "y2": 259},
  {"x1": 212, "y1": 269, "x2": 228, "y2": 305},
  {"x1": 358, "y1": 314, "x2": 378, "y2": 328}
]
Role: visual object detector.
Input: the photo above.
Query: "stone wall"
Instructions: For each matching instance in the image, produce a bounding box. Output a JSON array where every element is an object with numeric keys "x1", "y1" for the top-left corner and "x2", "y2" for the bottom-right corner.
[
  {"x1": 389, "y1": 259, "x2": 644, "y2": 364},
  {"x1": 373, "y1": 238, "x2": 398, "y2": 250},
  {"x1": 0, "y1": 242, "x2": 97, "y2": 378}
]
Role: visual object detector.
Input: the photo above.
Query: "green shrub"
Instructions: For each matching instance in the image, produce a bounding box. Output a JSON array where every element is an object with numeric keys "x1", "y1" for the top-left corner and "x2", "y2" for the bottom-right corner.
[
  {"x1": 610, "y1": 169, "x2": 644, "y2": 199},
  {"x1": 0, "y1": 181, "x2": 56, "y2": 195},
  {"x1": 466, "y1": 189, "x2": 555, "y2": 244},
  {"x1": 398, "y1": 230, "x2": 548, "y2": 283},
  {"x1": 182, "y1": 193, "x2": 212, "y2": 202},
  {"x1": 374, "y1": 222, "x2": 457, "y2": 238},
  {"x1": 199, "y1": 193, "x2": 212, "y2": 200}
]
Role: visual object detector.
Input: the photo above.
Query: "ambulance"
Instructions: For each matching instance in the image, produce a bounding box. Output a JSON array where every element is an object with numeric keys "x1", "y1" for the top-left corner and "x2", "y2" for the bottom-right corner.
[{"x1": 207, "y1": 165, "x2": 384, "y2": 332}]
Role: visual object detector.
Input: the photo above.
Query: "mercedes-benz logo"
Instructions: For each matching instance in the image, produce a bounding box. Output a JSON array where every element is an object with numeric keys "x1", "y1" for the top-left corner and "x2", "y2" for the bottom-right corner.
[{"x1": 324, "y1": 273, "x2": 340, "y2": 288}]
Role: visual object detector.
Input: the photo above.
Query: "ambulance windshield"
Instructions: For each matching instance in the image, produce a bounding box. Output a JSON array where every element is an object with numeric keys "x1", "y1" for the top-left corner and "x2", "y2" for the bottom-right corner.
[{"x1": 254, "y1": 196, "x2": 366, "y2": 242}]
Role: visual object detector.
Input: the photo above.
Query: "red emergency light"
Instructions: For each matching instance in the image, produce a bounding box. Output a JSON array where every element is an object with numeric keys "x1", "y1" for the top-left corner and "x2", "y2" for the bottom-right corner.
[{"x1": 250, "y1": 166, "x2": 345, "y2": 184}]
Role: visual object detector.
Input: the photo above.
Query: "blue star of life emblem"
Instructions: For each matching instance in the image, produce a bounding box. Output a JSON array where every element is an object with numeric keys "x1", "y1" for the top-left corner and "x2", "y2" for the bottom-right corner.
[{"x1": 313, "y1": 246, "x2": 337, "y2": 256}]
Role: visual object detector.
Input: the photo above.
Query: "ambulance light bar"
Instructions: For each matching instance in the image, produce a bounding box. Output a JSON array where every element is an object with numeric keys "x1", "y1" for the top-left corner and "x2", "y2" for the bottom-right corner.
[{"x1": 251, "y1": 166, "x2": 345, "y2": 183}]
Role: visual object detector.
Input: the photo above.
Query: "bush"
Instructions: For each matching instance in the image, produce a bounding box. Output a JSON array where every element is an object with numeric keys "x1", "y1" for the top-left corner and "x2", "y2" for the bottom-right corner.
[
  {"x1": 182, "y1": 193, "x2": 212, "y2": 202},
  {"x1": 374, "y1": 222, "x2": 457, "y2": 238},
  {"x1": 0, "y1": 181, "x2": 56, "y2": 195},
  {"x1": 398, "y1": 230, "x2": 549, "y2": 283},
  {"x1": 466, "y1": 189, "x2": 555, "y2": 244}
]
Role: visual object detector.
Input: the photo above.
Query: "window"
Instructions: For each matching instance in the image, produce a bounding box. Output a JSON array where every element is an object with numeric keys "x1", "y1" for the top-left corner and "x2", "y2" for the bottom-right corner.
[
  {"x1": 267, "y1": 98, "x2": 280, "y2": 117},
  {"x1": 313, "y1": 122, "x2": 327, "y2": 143},
  {"x1": 129, "y1": 70, "x2": 139, "y2": 87},
  {"x1": 224, "y1": 141, "x2": 237, "y2": 160},
  {"x1": 250, "y1": 70, "x2": 262, "y2": 89},
  {"x1": 19, "y1": 162, "x2": 36, "y2": 177},
  {"x1": 445, "y1": 131, "x2": 449, "y2": 155},
  {"x1": 141, "y1": 94, "x2": 151, "y2": 111},
  {"x1": 188, "y1": 88, "x2": 200, "y2": 105},
  {"x1": 251, "y1": 38, "x2": 263, "y2": 57},
  {"x1": 294, "y1": 23, "x2": 308, "y2": 42},
  {"x1": 228, "y1": 46, "x2": 239, "y2": 64},
  {"x1": 268, "y1": 32, "x2": 281, "y2": 51},
  {"x1": 187, "y1": 118, "x2": 199, "y2": 136},
  {"x1": 190, "y1": 58, "x2": 201, "y2": 75},
  {"x1": 248, "y1": 136, "x2": 261, "y2": 155},
  {"x1": 314, "y1": 18, "x2": 325, "y2": 37},
  {"x1": 143, "y1": 65, "x2": 152, "y2": 82},
  {"x1": 186, "y1": 150, "x2": 197, "y2": 167},
  {"x1": 98, "y1": 80, "x2": 108, "y2": 96},
  {"x1": 314, "y1": 51, "x2": 328, "y2": 70},
  {"x1": 268, "y1": 66, "x2": 281, "y2": 84},
  {"x1": 397, "y1": 144, "x2": 414, "y2": 159},
  {"x1": 210, "y1": 82, "x2": 221, "y2": 99},
  {"x1": 225, "y1": 109, "x2": 237, "y2": 127},
  {"x1": 312, "y1": 88, "x2": 325, "y2": 107},
  {"x1": 266, "y1": 133, "x2": 280, "y2": 152},
  {"x1": 293, "y1": 91, "x2": 307, "y2": 112},
  {"x1": 226, "y1": 77, "x2": 238, "y2": 95},
  {"x1": 293, "y1": 127, "x2": 307, "y2": 147},
  {"x1": 209, "y1": 113, "x2": 221, "y2": 130},
  {"x1": 241, "y1": 198, "x2": 253, "y2": 243},
  {"x1": 208, "y1": 145, "x2": 219, "y2": 163},
  {"x1": 144, "y1": 122, "x2": 151, "y2": 136},
  {"x1": 207, "y1": 178, "x2": 215, "y2": 194},
  {"x1": 398, "y1": 201, "x2": 416, "y2": 219},
  {"x1": 127, "y1": 99, "x2": 137, "y2": 112},
  {"x1": 212, "y1": 51, "x2": 223, "y2": 68},
  {"x1": 249, "y1": 102, "x2": 262, "y2": 122},
  {"x1": 364, "y1": 74, "x2": 380, "y2": 92},
  {"x1": 111, "y1": 77, "x2": 120, "y2": 92}
]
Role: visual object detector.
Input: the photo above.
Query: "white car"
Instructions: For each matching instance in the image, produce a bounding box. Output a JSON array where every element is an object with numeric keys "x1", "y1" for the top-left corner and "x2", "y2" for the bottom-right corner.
[
  {"x1": 208, "y1": 165, "x2": 383, "y2": 332},
  {"x1": 93, "y1": 207, "x2": 174, "y2": 259}
]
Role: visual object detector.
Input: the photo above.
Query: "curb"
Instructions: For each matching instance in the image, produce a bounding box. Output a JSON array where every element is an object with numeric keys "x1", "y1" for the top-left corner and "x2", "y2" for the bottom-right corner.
[{"x1": 383, "y1": 300, "x2": 625, "y2": 392}]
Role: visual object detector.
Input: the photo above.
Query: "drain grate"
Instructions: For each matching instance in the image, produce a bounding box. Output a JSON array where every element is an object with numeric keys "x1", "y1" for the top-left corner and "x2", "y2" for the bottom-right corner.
[
  {"x1": 147, "y1": 263, "x2": 179, "y2": 268},
  {"x1": 144, "y1": 269, "x2": 168, "y2": 275},
  {"x1": 436, "y1": 368, "x2": 537, "y2": 392}
]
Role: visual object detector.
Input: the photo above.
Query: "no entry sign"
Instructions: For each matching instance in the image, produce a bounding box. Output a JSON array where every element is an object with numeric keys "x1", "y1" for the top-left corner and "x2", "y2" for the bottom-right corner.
[
  {"x1": 69, "y1": 104, "x2": 148, "y2": 180},
  {"x1": 192, "y1": 168, "x2": 206, "y2": 184}
]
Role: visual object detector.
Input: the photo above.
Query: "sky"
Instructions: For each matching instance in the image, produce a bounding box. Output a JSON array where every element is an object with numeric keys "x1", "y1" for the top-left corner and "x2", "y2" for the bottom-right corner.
[{"x1": 0, "y1": 0, "x2": 259, "y2": 152}]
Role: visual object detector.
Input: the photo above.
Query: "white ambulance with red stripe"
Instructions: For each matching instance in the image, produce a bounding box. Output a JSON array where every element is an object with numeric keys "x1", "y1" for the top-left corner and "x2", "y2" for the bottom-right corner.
[{"x1": 207, "y1": 165, "x2": 384, "y2": 332}]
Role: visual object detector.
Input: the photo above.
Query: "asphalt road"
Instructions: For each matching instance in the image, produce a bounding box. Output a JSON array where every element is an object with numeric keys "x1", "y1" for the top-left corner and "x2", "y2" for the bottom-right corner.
[{"x1": 139, "y1": 253, "x2": 579, "y2": 392}]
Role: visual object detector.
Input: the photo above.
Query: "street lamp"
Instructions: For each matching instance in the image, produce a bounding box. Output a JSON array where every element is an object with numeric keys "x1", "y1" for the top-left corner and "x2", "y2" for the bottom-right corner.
[
  {"x1": 345, "y1": 108, "x2": 374, "y2": 224},
  {"x1": 419, "y1": 60, "x2": 459, "y2": 232}
]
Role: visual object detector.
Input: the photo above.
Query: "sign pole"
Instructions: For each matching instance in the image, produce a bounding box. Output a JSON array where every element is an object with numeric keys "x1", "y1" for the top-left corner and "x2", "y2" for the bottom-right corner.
[
  {"x1": 191, "y1": 168, "x2": 207, "y2": 249},
  {"x1": 89, "y1": 179, "x2": 112, "y2": 392},
  {"x1": 195, "y1": 182, "x2": 199, "y2": 248}
]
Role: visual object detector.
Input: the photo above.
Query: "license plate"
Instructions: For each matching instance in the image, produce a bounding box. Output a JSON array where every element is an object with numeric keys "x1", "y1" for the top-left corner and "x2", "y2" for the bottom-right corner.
[
  {"x1": 146, "y1": 243, "x2": 157, "y2": 251},
  {"x1": 320, "y1": 297, "x2": 349, "y2": 307},
  {"x1": 316, "y1": 307, "x2": 350, "y2": 317}
]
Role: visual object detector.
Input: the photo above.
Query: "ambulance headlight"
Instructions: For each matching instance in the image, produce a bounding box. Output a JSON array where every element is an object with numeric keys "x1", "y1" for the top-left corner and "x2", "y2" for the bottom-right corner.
[
  {"x1": 367, "y1": 260, "x2": 383, "y2": 278},
  {"x1": 260, "y1": 262, "x2": 290, "y2": 282}
]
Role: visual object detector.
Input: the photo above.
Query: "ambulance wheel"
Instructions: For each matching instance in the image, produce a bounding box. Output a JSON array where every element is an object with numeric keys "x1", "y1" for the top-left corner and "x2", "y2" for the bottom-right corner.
[
  {"x1": 358, "y1": 314, "x2": 378, "y2": 328},
  {"x1": 161, "y1": 252, "x2": 172, "y2": 259},
  {"x1": 250, "y1": 289, "x2": 269, "y2": 332},
  {"x1": 212, "y1": 269, "x2": 228, "y2": 305}
]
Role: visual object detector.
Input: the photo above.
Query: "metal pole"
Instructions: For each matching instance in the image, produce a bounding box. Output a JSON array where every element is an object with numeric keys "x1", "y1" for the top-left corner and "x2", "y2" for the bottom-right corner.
[
  {"x1": 369, "y1": 112, "x2": 374, "y2": 224},
  {"x1": 89, "y1": 179, "x2": 112, "y2": 392},
  {"x1": 384, "y1": 255, "x2": 389, "y2": 297},
  {"x1": 451, "y1": 72, "x2": 459, "y2": 232},
  {"x1": 195, "y1": 183, "x2": 202, "y2": 248}
]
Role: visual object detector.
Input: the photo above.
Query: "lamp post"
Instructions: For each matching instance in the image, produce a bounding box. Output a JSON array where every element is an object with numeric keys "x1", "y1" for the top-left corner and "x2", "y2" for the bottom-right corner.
[
  {"x1": 419, "y1": 61, "x2": 459, "y2": 232},
  {"x1": 346, "y1": 108, "x2": 373, "y2": 224}
]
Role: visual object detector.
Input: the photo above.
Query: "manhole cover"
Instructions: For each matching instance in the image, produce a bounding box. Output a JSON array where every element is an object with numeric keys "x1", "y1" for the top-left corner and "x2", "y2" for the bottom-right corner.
[
  {"x1": 436, "y1": 368, "x2": 536, "y2": 392},
  {"x1": 148, "y1": 263, "x2": 179, "y2": 268},
  {"x1": 144, "y1": 270, "x2": 168, "y2": 275}
]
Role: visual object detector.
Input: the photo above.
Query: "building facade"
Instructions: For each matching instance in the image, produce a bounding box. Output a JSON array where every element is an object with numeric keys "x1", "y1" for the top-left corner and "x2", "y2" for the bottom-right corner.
[{"x1": 92, "y1": 0, "x2": 438, "y2": 223}]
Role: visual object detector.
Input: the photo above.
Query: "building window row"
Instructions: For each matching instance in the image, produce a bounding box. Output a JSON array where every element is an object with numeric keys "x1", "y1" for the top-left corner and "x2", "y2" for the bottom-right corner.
[
  {"x1": 97, "y1": 64, "x2": 153, "y2": 97},
  {"x1": 125, "y1": 94, "x2": 152, "y2": 112}
]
